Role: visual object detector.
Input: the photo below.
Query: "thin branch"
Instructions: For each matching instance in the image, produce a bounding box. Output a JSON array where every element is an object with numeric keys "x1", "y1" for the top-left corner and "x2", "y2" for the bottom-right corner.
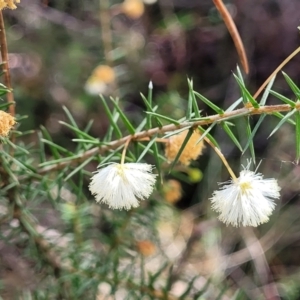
[
  {"x1": 204, "y1": 136, "x2": 237, "y2": 180},
  {"x1": 32, "y1": 103, "x2": 292, "y2": 176},
  {"x1": 99, "y1": 0, "x2": 113, "y2": 64},
  {"x1": 213, "y1": 0, "x2": 249, "y2": 74},
  {"x1": 253, "y1": 46, "x2": 300, "y2": 99},
  {"x1": 0, "y1": 11, "x2": 15, "y2": 116}
]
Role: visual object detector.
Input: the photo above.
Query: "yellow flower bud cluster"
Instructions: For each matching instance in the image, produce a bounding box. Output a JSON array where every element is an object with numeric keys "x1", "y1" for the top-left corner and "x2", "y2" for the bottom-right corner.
[
  {"x1": 85, "y1": 65, "x2": 115, "y2": 95},
  {"x1": 0, "y1": 0, "x2": 20, "y2": 10},
  {"x1": 163, "y1": 179, "x2": 182, "y2": 204},
  {"x1": 121, "y1": 0, "x2": 144, "y2": 19},
  {"x1": 0, "y1": 110, "x2": 15, "y2": 136},
  {"x1": 164, "y1": 129, "x2": 205, "y2": 165}
]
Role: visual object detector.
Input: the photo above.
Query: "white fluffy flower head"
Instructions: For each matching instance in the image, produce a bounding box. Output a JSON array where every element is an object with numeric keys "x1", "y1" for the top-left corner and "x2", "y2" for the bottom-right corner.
[
  {"x1": 89, "y1": 163, "x2": 157, "y2": 210},
  {"x1": 210, "y1": 162, "x2": 281, "y2": 227}
]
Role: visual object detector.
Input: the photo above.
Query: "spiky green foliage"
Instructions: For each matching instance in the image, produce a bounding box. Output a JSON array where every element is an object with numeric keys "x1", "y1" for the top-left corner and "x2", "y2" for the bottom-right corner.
[{"x1": 1, "y1": 68, "x2": 300, "y2": 299}]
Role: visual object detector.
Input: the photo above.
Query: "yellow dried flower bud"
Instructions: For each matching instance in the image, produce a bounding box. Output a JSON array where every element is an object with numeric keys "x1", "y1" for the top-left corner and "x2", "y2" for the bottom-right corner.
[
  {"x1": 92, "y1": 65, "x2": 115, "y2": 84},
  {"x1": 0, "y1": 110, "x2": 15, "y2": 136},
  {"x1": 164, "y1": 130, "x2": 205, "y2": 165},
  {"x1": 136, "y1": 240, "x2": 156, "y2": 256},
  {"x1": 85, "y1": 65, "x2": 115, "y2": 95},
  {"x1": 163, "y1": 179, "x2": 182, "y2": 204},
  {"x1": 0, "y1": 0, "x2": 20, "y2": 10},
  {"x1": 121, "y1": 0, "x2": 144, "y2": 19}
]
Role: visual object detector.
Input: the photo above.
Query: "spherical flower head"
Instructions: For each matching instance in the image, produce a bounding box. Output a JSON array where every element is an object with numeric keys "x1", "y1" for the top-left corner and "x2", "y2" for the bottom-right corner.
[
  {"x1": 164, "y1": 129, "x2": 205, "y2": 165},
  {"x1": 163, "y1": 179, "x2": 182, "y2": 204},
  {"x1": 85, "y1": 65, "x2": 115, "y2": 95},
  {"x1": 136, "y1": 240, "x2": 156, "y2": 256},
  {"x1": 0, "y1": 0, "x2": 20, "y2": 10},
  {"x1": 89, "y1": 163, "x2": 157, "y2": 210},
  {"x1": 210, "y1": 163, "x2": 281, "y2": 227},
  {"x1": 121, "y1": 0, "x2": 144, "y2": 19},
  {"x1": 0, "y1": 110, "x2": 16, "y2": 136}
]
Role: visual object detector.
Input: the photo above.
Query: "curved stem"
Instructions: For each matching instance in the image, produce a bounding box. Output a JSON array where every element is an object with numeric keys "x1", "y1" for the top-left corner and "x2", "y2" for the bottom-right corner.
[
  {"x1": 121, "y1": 136, "x2": 132, "y2": 164},
  {"x1": 253, "y1": 46, "x2": 300, "y2": 99},
  {"x1": 213, "y1": 0, "x2": 249, "y2": 74},
  {"x1": 204, "y1": 136, "x2": 237, "y2": 180}
]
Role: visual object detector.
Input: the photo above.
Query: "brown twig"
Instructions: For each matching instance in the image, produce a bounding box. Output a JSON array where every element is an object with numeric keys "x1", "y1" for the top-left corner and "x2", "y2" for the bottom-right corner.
[
  {"x1": 99, "y1": 0, "x2": 113, "y2": 64},
  {"x1": 213, "y1": 0, "x2": 249, "y2": 74},
  {"x1": 0, "y1": 11, "x2": 15, "y2": 116},
  {"x1": 30, "y1": 103, "x2": 292, "y2": 177},
  {"x1": 253, "y1": 46, "x2": 300, "y2": 99}
]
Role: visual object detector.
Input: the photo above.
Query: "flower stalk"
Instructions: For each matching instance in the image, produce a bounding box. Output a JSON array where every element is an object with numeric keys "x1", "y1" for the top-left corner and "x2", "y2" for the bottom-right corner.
[{"x1": 204, "y1": 136, "x2": 237, "y2": 181}]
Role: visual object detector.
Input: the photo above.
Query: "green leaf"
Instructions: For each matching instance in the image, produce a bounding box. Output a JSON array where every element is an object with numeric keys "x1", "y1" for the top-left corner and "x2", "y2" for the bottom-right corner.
[
  {"x1": 5, "y1": 139, "x2": 29, "y2": 155},
  {"x1": 37, "y1": 131, "x2": 46, "y2": 163},
  {"x1": 193, "y1": 278, "x2": 211, "y2": 298},
  {"x1": 0, "y1": 102, "x2": 12, "y2": 110},
  {"x1": 0, "y1": 155, "x2": 19, "y2": 183},
  {"x1": 226, "y1": 97, "x2": 243, "y2": 112},
  {"x1": 59, "y1": 121, "x2": 98, "y2": 140},
  {"x1": 136, "y1": 136, "x2": 157, "y2": 162},
  {"x1": 270, "y1": 90, "x2": 295, "y2": 107},
  {"x1": 236, "y1": 65, "x2": 245, "y2": 84},
  {"x1": 282, "y1": 72, "x2": 300, "y2": 98},
  {"x1": 260, "y1": 75, "x2": 276, "y2": 105},
  {"x1": 186, "y1": 91, "x2": 193, "y2": 120},
  {"x1": 1, "y1": 151, "x2": 36, "y2": 173},
  {"x1": 84, "y1": 119, "x2": 94, "y2": 133},
  {"x1": 152, "y1": 139, "x2": 162, "y2": 186},
  {"x1": 243, "y1": 114, "x2": 266, "y2": 153},
  {"x1": 296, "y1": 111, "x2": 300, "y2": 163},
  {"x1": 40, "y1": 125, "x2": 61, "y2": 159},
  {"x1": 98, "y1": 145, "x2": 124, "y2": 166},
  {"x1": 110, "y1": 98, "x2": 135, "y2": 134},
  {"x1": 233, "y1": 74, "x2": 259, "y2": 108},
  {"x1": 38, "y1": 154, "x2": 82, "y2": 167},
  {"x1": 62, "y1": 105, "x2": 78, "y2": 128},
  {"x1": 198, "y1": 124, "x2": 219, "y2": 148},
  {"x1": 140, "y1": 93, "x2": 163, "y2": 128},
  {"x1": 194, "y1": 91, "x2": 224, "y2": 114},
  {"x1": 136, "y1": 142, "x2": 166, "y2": 161},
  {"x1": 273, "y1": 111, "x2": 295, "y2": 125},
  {"x1": 216, "y1": 284, "x2": 228, "y2": 300},
  {"x1": 148, "y1": 262, "x2": 169, "y2": 287},
  {"x1": 147, "y1": 81, "x2": 153, "y2": 128},
  {"x1": 145, "y1": 112, "x2": 180, "y2": 125},
  {"x1": 41, "y1": 139, "x2": 73, "y2": 155},
  {"x1": 163, "y1": 128, "x2": 188, "y2": 139},
  {"x1": 72, "y1": 138, "x2": 102, "y2": 145},
  {"x1": 186, "y1": 79, "x2": 193, "y2": 119},
  {"x1": 269, "y1": 108, "x2": 296, "y2": 138},
  {"x1": 64, "y1": 156, "x2": 95, "y2": 181},
  {"x1": 135, "y1": 115, "x2": 147, "y2": 133},
  {"x1": 187, "y1": 79, "x2": 201, "y2": 119},
  {"x1": 163, "y1": 265, "x2": 173, "y2": 293},
  {"x1": 169, "y1": 128, "x2": 193, "y2": 172},
  {"x1": 221, "y1": 122, "x2": 242, "y2": 151},
  {"x1": 179, "y1": 276, "x2": 198, "y2": 299},
  {"x1": 246, "y1": 118, "x2": 256, "y2": 164},
  {"x1": 101, "y1": 95, "x2": 122, "y2": 138}
]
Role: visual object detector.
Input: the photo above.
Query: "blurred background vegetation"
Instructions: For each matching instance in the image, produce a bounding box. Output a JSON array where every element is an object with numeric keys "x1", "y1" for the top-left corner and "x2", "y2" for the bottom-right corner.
[{"x1": 1, "y1": 0, "x2": 300, "y2": 299}]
